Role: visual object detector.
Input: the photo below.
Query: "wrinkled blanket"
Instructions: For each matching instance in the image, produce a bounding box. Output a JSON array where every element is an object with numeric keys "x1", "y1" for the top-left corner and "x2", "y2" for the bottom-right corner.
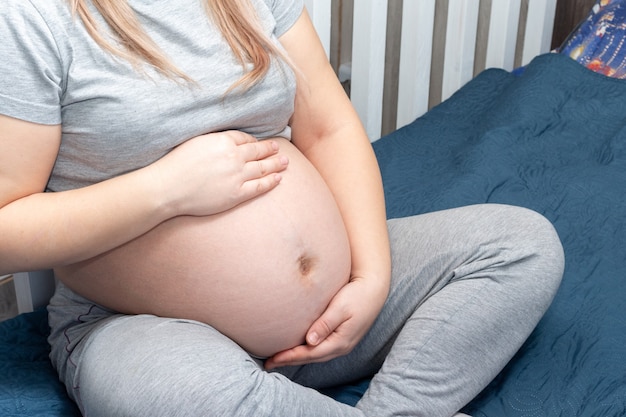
[{"x1": 373, "y1": 52, "x2": 626, "y2": 416}]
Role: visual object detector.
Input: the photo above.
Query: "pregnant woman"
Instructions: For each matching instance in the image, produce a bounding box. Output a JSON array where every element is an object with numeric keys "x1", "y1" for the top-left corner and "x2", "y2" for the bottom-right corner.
[{"x1": 0, "y1": 1, "x2": 564, "y2": 416}]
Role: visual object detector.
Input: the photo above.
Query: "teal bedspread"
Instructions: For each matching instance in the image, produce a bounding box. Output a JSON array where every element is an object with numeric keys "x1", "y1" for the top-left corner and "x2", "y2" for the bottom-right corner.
[
  {"x1": 372, "y1": 52, "x2": 626, "y2": 416},
  {"x1": 0, "y1": 309, "x2": 80, "y2": 417}
]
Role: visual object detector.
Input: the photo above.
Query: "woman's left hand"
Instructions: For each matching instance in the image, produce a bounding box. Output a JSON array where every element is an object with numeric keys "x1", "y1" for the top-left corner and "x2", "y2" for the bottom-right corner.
[
  {"x1": 266, "y1": 8, "x2": 391, "y2": 370},
  {"x1": 264, "y1": 275, "x2": 387, "y2": 370}
]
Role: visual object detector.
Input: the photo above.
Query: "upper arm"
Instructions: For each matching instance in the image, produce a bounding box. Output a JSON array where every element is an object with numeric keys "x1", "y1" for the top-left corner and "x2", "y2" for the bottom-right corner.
[
  {"x1": 278, "y1": 10, "x2": 365, "y2": 151},
  {"x1": 0, "y1": 114, "x2": 61, "y2": 208},
  {"x1": 0, "y1": 4, "x2": 64, "y2": 207}
]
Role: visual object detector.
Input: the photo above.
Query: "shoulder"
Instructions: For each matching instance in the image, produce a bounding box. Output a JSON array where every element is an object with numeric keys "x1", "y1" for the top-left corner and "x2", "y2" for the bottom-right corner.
[
  {"x1": 0, "y1": 0, "x2": 72, "y2": 124},
  {"x1": 1, "y1": 0, "x2": 73, "y2": 53},
  {"x1": 256, "y1": 0, "x2": 304, "y2": 36},
  {"x1": 2, "y1": 0, "x2": 73, "y2": 28}
]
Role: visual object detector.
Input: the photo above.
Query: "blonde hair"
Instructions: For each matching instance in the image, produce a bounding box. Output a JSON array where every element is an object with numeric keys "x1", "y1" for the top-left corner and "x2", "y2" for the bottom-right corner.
[{"x1": 68, "y1": 0, "x2": 282, "y2": 89}]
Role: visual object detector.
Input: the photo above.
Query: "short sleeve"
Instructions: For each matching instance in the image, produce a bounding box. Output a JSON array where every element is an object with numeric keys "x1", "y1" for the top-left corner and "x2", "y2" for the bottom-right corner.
[
  {"x1": 0, "y1": 1, "x2": 64, "y2": 124},
  {"x1": 266, "y1": 0, "x2": 304, "y2": 37}
]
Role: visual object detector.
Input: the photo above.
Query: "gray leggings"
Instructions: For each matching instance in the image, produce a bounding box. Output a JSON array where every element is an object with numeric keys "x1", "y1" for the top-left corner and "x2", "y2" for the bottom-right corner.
[{"x1": 48, "y1": 204, "x2": 564, "y2": 417}]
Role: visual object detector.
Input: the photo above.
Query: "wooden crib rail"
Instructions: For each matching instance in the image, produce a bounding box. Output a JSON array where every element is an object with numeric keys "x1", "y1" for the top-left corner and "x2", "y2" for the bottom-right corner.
[{"x1": 304, "y1": 0, "x2": 557, "y2": 141}]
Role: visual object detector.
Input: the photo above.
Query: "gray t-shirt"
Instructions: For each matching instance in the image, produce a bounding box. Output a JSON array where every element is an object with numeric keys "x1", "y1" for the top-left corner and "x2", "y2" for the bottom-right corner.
[{"x1": 0, "y1": 0, "x2": 302, "y2": 192}]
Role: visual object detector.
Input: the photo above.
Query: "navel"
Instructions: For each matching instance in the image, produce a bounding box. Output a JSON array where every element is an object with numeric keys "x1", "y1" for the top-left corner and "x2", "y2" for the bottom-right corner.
[{"x1": 298, "y1": 254, "x2": 316, "y2": 277}]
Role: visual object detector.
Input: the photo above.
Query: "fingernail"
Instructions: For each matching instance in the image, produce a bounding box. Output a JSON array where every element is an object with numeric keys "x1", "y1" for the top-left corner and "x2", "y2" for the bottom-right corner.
[
  {"x1": 280, "y1": 156, "x2": 289, "y2": 165},
  {"x1": 308, "y1": 332, "x2": 319, "y2": 345}
]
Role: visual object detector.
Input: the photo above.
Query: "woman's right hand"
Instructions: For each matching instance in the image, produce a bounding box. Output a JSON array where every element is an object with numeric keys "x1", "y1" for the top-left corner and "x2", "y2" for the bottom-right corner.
[
  {"x1": 149, "y1": 130, "x2": 289, "y2": 217},
  {"x1": 1, "y1": 117, "x2": 288, "y2": 274}
]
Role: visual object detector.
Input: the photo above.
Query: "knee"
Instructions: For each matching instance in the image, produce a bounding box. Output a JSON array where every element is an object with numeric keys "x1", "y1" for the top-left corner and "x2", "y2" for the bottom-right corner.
[{"x1": 499, "y1": 205, "x2": 565, "y2": 303}]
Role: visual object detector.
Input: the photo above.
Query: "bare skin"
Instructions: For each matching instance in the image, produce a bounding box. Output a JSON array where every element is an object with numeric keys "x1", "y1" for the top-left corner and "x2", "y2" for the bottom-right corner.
[{"x1": 55, "y1": 138, "x2": 352, "y2": 358}]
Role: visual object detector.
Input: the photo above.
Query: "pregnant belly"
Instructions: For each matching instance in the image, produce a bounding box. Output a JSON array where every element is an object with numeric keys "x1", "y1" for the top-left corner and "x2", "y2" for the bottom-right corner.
[{"x1": 56, "y1": 138, "x2": 351, "y2": 357}]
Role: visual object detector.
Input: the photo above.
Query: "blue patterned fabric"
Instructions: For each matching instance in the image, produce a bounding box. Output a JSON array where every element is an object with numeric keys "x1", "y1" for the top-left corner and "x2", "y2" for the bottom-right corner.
[
  {"x1": 560, "y1": 0, "x2": 626, "y2": 78},
  {"x1": 373, "y1": 53, "x2": 626, "y2": 416},
  {"x1": 0, "y1": 309, "x2": 80, "y2": 417}
]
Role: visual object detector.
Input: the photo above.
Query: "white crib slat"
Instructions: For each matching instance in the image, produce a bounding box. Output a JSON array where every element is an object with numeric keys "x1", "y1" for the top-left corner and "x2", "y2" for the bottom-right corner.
[
  {"x1": 441, "y1": 0, "x2": 480, "y2": 102},
  {"x1": 396, "y1": 0, "x2": 436, "y2": 128},
  {"x1": 521, "y1": 0, "x2": 557, "y2": 65},
  {"x1": 303, "y1": 0, "x2": 332, "y2": 58},
  {"x1": 351, "y1": 0, "x2": 388, "y2": 141},
  {"x1": 485, "y1": 0, "x2": 521, "y2": 71},
  {"x1": 13, "y1": 270, "x2": 56, "y2": 313},
  {"x1": 13, "y1": 272, "x2": 34, "y2": 314}
]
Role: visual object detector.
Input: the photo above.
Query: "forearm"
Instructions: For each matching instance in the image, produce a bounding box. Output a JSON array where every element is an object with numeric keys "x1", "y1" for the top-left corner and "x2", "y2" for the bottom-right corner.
[
  {"x1": 298, "y1": 123, "x2": 391, "y2": 292},
  {"x1": 264, "y1": 10, "x2": 393, "y2": 367},
  {"x1": 0, "y1": 129, "x2": 288, "y2": 276},
  {"x1": 0, "y1": 165, "x2": 170, "y2": 275},
  {"x1": 267, "y1": 123, "x2": 392, "y2": 368},
  {"x1": 282, "y1": 9, "x2": 391, "y2": 292}
]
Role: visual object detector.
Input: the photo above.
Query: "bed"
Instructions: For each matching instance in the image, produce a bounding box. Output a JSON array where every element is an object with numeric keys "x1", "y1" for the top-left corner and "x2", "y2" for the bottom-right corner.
[{"x1": 2, "y1": 1, "x2": 625, "y2": 416}]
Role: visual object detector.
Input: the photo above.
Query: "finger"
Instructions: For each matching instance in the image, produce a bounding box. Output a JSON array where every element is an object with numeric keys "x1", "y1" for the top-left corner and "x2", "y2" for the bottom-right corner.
[
  {"x1": 239, "y1": 139, "x2": 280, "y2": 162},
  {"x1": 227, "y1": 130, "x2": 259, "y2": 146},
  {"x1": 264, "y1": 345, "x2": 314, "y2": 370},
  {"x1": 305, "y1": 300, "x2": 347, "y2": 346},
  {"x1": 239, "y1": 172, "x2": 284, "y2": 198},
  {"x1": 265, "y1": 344, "x2": 327, "y2": 370},
  {"x1": 242, "y1": 155, "x2": 289, "y2": 180},
  {"x1": 265, "y1": 334, "x2": 346, "y2": 369}
]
